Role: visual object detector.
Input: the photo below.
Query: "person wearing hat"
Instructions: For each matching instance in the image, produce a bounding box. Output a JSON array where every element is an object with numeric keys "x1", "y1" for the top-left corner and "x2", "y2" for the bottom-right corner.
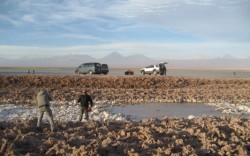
[
  {"x1": 77, "y1": 89, "x2": 93, "y2": 121},
  {"x1": 37, "y1": 88, "x2": 55, "y2": 132}
]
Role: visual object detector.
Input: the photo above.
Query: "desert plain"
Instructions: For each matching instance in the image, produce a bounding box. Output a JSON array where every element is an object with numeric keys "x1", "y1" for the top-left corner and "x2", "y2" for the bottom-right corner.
[{"x1": 0, "y1": 75, "x2": 250, "y2": 155}]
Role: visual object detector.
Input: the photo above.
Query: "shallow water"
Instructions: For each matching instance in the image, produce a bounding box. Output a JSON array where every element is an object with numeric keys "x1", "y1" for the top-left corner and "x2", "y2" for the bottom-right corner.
[{"x1": 110, "y1": 103, "x2": 237, "y2": 120}]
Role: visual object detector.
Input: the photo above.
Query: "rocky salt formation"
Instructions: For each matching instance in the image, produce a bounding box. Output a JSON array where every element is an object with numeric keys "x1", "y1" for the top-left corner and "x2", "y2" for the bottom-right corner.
[
  {"x1": 0, "y1": 101, "x2": 127, "y2": 122},
  {"x1": 0, "y1": 117, "x2": 250, "y2": 155},
  {"x1": 0, "y1": 75, "x2": 249, "y2": 105}
]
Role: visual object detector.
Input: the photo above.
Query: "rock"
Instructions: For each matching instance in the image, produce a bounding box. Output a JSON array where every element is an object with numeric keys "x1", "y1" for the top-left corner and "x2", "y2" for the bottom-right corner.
[
  {"x1": 239, "y1": 144, "x2": 250, "y2": 156},
  {"x1": 0, "y1": 117, "x2": 250, "y2": 155}
]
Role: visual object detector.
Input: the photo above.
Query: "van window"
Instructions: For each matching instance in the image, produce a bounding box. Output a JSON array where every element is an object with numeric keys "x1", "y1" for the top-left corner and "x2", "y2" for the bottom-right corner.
[
  {"x1": 102, "y1": 64, "x2": 108, "y2": 68},
  {"x1": 95, "y1": 63, "x2": 101, "y2": 67}
]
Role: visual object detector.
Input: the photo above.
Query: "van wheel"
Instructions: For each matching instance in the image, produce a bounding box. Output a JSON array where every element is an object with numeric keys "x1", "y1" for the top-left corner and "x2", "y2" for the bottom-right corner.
[{"x1": 89, "y1": 70, "x2": 93, "y2": 75}]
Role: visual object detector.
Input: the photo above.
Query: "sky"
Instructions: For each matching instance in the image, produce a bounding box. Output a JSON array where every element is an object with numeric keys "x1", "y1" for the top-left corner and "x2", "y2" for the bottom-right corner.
[{"x1": 0, "y1": 0, "x2": 250, "y2": 60}]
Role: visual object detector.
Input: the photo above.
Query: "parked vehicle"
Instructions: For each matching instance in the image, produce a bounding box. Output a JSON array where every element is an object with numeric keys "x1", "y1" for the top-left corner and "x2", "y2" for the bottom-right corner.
[
  {"x1": 141, "y1": 64, "x2": 159, "y2": 75},
  {"x1": 101, "y1": 64, "x2": 109, "y2": 74},
  {"x1": 141, "y1": 62, "x2": 167, "y2": 75},
  {"x1": 125, "y1": 69, "x2": 134, "y2": 75},
  {"x1": 75, "y1": 62, "x2": 102, "y2": 74}
]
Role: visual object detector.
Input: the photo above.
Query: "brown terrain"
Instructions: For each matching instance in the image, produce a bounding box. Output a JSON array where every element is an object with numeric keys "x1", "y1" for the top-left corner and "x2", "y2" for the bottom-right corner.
[
  {"x1": 0, "y1": 75, "x2": 249, "y2": 105},
  {"x1": 0, "y1": 75, "x2": 250, "y2": 155}
]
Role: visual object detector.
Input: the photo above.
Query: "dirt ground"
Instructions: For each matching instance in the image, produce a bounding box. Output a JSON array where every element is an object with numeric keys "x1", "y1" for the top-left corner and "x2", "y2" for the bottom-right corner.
[
  {"x1": 1, "y1": 75, "x2": 250, "y2": 155},
  {"x1": 0, "y1": 75, "x2": 249, "y2": 105},
  {"x1": 1, "y1": 117, "x2": 250, "y2": 156}
]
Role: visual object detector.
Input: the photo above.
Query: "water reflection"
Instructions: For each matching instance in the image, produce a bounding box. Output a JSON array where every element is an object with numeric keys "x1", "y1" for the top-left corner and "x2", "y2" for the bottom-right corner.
[{"x1": 110, "y1": 103, "x2": 234, "y2": 121}]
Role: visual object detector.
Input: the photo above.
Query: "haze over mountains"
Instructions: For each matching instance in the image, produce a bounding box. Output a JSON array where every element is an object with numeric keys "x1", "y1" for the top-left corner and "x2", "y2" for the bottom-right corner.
[{"x1": 0, "y1": 52, "x2": 249, "y2": 70}]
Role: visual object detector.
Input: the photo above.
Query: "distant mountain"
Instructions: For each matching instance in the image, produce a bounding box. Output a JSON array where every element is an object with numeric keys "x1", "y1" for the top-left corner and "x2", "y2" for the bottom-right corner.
[
  {"x1": 0, "y1": 52, "x2": 249, "y2": 70},
  {"x1": 99, "y1": 52, "x2": 127, "y2": 66},
  {"x1": 99, "y1": 52, "x2": 157, "y2": 68},
  {"x1": 0, "y1": 52, "x2": 155, "y2": 68},
  {"x1": 101, "y1": 52, "x2": 124, "y2": 61},
  {"x1": 0, "y1": 56, "x2": 74, "y2": 67},
  {"x1": 51, "y1": 54, "x2": 96, "y2": 66},
  {"x1": 0, "y1": 55, "x2": 97, "y2": 67},
  {"x1": 221, "y1": 55, "x2": 236, "y2": 59}
]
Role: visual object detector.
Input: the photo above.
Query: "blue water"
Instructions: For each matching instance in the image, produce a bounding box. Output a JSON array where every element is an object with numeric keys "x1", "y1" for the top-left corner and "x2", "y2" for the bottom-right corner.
[{"x1": 0, "y1": 68, "x2": 250, "y2": 78}]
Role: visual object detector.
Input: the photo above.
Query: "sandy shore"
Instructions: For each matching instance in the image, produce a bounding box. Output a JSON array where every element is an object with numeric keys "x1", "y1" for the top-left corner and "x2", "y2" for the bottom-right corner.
[{"x1": 1, "y1": 75, "x2": 250, "y2": 155}]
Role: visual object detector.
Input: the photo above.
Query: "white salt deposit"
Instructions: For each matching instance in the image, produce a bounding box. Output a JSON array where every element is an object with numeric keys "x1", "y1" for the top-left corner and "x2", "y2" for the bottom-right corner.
[
  {"x1": 207, "y1": 102, "x2": 250, "y2": 117},
  {"x1": 0, "y1": 100, "x2": 128, "y2": 122},
  {"x1": 1, "y1": 101, "x2": 250, "y2": 122}
]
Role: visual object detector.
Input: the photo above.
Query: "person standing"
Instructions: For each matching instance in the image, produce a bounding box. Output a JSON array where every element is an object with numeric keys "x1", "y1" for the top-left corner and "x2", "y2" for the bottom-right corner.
[
  {"x1": 77, "y1": 89, "x2": 93, "y2": 121},
  {"x1": 37, "y1": 88, "x2": 55, "y2": 132},
  {"x1": 159, "y1": 63, "x2": 166, "y2": 75}
]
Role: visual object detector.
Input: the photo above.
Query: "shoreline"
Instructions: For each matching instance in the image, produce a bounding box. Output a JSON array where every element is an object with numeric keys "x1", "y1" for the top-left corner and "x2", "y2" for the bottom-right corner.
[
  {"x1": 0, "y1": 66, "x2": 250, "y2": 72},
  {"x1": 1, "y1": 100, "x2": 249, "y2": 122},
  {"x1": 1, "y1": 66, "x2": 250, "y2": 72}
]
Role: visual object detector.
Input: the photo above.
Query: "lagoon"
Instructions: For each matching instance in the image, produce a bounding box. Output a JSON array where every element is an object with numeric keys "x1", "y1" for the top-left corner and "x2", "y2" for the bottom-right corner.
[{"x1": 109, "y1": 103, "x2": 242, "y2": 121}]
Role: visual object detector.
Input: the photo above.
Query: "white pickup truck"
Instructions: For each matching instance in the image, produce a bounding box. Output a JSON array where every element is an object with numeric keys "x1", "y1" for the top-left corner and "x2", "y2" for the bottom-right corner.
[{"x1": 141, "y1": 62, "x2": 167, "y2": 75}]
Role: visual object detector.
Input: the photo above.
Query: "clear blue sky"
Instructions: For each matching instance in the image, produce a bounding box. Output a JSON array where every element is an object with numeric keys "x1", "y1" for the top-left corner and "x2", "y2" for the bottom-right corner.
[{"x1": 0, "y1": 0, "x2": 249, "y2": 60}]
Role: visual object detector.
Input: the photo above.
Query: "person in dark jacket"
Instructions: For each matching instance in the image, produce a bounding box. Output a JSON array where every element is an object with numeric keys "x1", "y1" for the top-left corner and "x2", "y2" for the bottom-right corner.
[
  {"x1": 77, "y1": 89, "x2": 93, "y2": 121},
  {"x1": 159, "y1": 63, "x2": 166, "y2": 75},
  {"x1": 37, "y1": 88, "x2": 55, "y2": 132}
]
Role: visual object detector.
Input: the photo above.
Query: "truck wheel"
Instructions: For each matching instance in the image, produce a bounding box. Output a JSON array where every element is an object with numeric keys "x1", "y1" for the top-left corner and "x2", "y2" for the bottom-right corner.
[{"x1": 153, "y1": 70, "x2": 157, "y2": 75}]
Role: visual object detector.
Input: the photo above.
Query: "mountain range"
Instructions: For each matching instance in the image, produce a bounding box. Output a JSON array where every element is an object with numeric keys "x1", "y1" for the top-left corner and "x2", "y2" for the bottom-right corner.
[{"x1": 0, "y1": 52, "x2": 249, "y2": 70}]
